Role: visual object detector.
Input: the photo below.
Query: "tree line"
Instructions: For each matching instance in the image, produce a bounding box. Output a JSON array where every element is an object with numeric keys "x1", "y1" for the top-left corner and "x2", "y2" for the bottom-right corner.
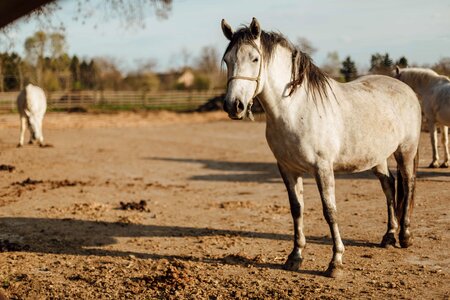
[
  {"x1": 0, "y1": 30, "x2": 225, "y2": 93},
  {"x1": 331, "y1": 52, "x2": 449, "y2": 82},
  {"x1": 1, "y1": 31, "x2": 449, "y2": 92}
]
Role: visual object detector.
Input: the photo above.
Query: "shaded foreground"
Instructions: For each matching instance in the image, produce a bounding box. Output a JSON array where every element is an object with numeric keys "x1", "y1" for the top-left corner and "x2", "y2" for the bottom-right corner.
[{"x1": 0, "y1": 112, "x2": 448, "y2": 299}]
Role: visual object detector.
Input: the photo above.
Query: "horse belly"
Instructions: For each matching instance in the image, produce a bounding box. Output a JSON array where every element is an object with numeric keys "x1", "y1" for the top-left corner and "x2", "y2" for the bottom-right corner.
[
  {"x1": 435, "y1": 107, "x2": 450, "y2": 126},
  {"x1": 333, "y1": 154, "x2": 385, "y2": 173},
  {"x1": 334, "y1": 131, "x2": 399, "y2": 173}
]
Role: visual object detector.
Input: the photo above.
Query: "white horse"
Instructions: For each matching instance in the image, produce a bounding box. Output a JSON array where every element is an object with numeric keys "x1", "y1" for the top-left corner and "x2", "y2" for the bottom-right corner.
[
  {"x1": 17, "y1": 83, "x2": 47, "y2": 147},
  {"x1": 395, "y1": 67, "x2": 450, "y2": 168},
  {"x1": 221, "y1": 18, "x2": 421, "y2": 278}
]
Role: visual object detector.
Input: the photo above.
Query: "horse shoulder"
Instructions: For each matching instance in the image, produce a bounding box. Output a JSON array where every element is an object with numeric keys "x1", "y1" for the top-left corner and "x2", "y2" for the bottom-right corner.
[{"x1": 265, "y1": 98, "x2": 342, "y2": 173}]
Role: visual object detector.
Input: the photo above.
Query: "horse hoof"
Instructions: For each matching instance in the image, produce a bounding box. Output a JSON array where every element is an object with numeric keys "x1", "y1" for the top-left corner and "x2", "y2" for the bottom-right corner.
[
  {"x1": 325, "y1": 263, "x2": 344, "y2": 278},
  {"x1": 440, "y1": 162, "x2": 449, "y2": 168},
  {"x1": 428, "y1": 161, "x2": 440, "y2": 168},
  {"x1": 16, "y1": 144, "x2": 23, "y2": 148},
  {"x1": 380, "y1": 233, "x2": 396, "y2": 248},
  {"x1": 399, "y1": 232, "x2": 413, "y2": 248},
  {"x1": 399, "y1": 238, "x2": 413, "y2": 248},
  {"x1": 283, "y1": 257, "x2": 302, "y2": 271}
]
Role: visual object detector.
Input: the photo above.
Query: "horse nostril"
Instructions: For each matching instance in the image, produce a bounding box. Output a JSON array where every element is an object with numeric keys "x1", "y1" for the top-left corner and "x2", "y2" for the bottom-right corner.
[
  {"x1": 223, "y1": 102, "x2": 229, "y2": 113},
  {"x1": 235, "y1": 99, "x2": 245, "y2": 114}
]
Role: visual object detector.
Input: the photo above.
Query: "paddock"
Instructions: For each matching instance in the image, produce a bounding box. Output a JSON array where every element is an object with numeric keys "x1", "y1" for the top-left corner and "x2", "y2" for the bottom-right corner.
[{"x1": 0, "y1": 112, "x2": 448, "y2": 298}]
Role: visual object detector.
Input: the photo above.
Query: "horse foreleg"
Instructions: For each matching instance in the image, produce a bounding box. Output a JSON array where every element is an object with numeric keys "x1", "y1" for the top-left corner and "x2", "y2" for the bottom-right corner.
[
  {"x1": 372, "y1": 162, "x2": 397, "y2": 247},
  {"x1": 428, "y1": 122, "x2": 440, "y2": 168},
  {"x1": 278, "y1": 164, "x2": 305, "y2": 271},
  {"x1": 440, "y1": 125, "x2": 449, "y2": 168},
  {"x1": 18, "y1": 116, "x2": 27, "y2": 147},
  {"x1": 314, "y1": 165, "x2": 344, "y2": 278}
]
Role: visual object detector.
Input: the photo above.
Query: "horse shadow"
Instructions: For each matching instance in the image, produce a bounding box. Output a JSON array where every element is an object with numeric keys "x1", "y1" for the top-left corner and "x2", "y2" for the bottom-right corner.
[
  {"x1": 417, "y1": 168, "x2": 450, "y2": 181},
  {"x1": 146, "y1": 157, "x2": 379, "y2": 183},
  {"x1": 0, "y1": 217, "x2": 379, "y2": 275},
  {"x1": 147, "y1": 157, "x2": 450, "y2": 184}
]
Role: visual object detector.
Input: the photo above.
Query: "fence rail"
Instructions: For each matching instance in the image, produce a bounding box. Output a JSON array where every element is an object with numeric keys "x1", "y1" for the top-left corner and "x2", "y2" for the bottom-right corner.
[{"x1": 0, "y1": 90, "x2": 224, "y2": 112}]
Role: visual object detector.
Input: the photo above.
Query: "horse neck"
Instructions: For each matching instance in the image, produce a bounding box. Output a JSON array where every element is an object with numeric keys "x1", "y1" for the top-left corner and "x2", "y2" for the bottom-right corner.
[
  {"x1": 405, "y1": 72, "x2": 441, "y2": 96},
  {"x1": 257, "y1": 45, "x2": 302, "y2": 121},
  {"x1": 258, "y1": 46, "x2": 333, "y2": 122}
]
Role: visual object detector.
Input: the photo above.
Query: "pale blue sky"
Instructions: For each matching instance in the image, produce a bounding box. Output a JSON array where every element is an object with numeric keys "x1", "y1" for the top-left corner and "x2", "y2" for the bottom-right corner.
[{"x1": 6, "y1": 0, "x2": 450, "y2": 72}]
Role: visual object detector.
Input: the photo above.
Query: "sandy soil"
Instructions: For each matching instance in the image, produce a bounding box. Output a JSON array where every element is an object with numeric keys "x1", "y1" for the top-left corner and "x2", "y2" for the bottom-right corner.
[{"x1": 0, "y1": 111, "x2": 448, "y2": 299}]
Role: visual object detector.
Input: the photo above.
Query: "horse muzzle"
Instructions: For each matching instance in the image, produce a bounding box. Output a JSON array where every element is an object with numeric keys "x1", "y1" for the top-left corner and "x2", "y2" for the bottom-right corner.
[{"x1": 223, "y1": 98, "x2": 246, "y2": 120}]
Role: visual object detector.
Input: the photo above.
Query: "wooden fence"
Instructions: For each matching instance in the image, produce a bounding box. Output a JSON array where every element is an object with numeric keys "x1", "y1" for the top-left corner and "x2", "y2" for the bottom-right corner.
[{"x1": 0, "y1": 90, "x2": 224, "y2": 112}]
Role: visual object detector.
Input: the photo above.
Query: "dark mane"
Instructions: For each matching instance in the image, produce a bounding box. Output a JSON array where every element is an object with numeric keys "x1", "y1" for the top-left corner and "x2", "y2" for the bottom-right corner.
[{"x1": 223, "y1": 26, "x2": 331, "y2": 99}]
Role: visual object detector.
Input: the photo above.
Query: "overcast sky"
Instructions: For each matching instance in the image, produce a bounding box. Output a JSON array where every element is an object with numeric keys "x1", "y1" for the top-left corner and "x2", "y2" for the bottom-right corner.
[{"x1": 6, "y1": 0, "x2": 450, "y2": 73}]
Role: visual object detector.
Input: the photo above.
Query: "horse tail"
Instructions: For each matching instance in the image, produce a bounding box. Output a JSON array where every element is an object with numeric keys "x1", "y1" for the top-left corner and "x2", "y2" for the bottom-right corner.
[
  {"x1": 410, "y1": 148, "x2": 419, "y2": 217},
  {"x1": 395, "y1": 148, "x2": 419, "y2": 222}
]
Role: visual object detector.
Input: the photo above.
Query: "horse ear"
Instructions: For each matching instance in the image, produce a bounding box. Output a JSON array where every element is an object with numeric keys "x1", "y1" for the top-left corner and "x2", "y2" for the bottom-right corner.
[
  {"x1": 221, "y1": 19, "x2": 234, "y2": 40},
  {"x1": 250, "y1": 17, "x2": 261, "y2": 38},
  {"x1": 395, "y1": 65, "x2": 400, "y2": 75}
]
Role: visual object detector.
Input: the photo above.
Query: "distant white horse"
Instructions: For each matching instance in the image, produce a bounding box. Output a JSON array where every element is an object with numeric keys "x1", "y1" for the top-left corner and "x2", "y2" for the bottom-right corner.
[
  {"x1": 395, "y1": 67, "x2": 450, "y2": 168},
  {"x1": 17, "y1": 83, "x2": 47, "y2": 147},
  {"x1": 221, "y1": 18, "x2": 421, "y2": 278}
]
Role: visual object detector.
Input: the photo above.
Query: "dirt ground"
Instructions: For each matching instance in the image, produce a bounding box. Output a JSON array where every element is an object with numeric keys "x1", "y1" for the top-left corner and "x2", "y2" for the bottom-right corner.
[{"x1": 0, "y1": 111, "x2": 448, "y2": 299}]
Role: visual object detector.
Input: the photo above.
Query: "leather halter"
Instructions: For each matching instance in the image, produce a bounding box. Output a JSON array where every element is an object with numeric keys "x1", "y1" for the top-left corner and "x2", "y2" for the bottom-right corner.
[{"x1": 226, "y1": 46, "x2": 263, "y2": 100}]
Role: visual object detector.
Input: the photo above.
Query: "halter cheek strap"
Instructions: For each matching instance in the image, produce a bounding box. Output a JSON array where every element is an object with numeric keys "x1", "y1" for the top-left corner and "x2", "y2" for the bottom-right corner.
[{"x1": 226, "y1": 46, "x2": 263, "y2": 100}]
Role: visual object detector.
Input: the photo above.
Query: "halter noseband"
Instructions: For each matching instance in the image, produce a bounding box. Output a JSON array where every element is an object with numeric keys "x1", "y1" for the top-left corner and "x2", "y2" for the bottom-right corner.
[{"x1": 226, "y1": 45, "x2": 263, "y2": 100}]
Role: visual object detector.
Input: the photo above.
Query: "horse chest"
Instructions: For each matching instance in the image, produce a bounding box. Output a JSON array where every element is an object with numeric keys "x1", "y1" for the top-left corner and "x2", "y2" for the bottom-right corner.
[{"x1": 265, "y1": 122, "x2": 318, "y2": 172}]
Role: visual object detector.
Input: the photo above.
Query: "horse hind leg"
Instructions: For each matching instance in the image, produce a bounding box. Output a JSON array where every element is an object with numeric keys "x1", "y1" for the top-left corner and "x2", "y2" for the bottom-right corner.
[
  {"x1": 428, "y1": 122, "x2": 440, "y2": 168},
  {"x1": 394, "y1": 146, "x2": 418, "y2": 248},
  {"x1": 372, "y1": 161, "x2": 397, "y2": 248},
  {"x1": 440, "y1": 125, "x2": 449, "y2": 168}
]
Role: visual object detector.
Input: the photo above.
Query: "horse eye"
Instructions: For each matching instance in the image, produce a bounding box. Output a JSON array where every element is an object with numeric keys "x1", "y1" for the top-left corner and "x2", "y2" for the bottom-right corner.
[{"x1": 252, "y1": 58, "x2": 259, "y2": 63}]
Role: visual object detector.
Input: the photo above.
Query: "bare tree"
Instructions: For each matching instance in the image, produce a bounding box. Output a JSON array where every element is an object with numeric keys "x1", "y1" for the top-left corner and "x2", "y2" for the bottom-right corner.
[
  {"x1": 180, "y1": 48, "x2": 192, "y2": 68},
  {"x1": 432, "y1": 57, "x2": 450, "y2": 77},
  {"x1": 296, "y1": 37, "x2": 317, "y2": 56},
  {"x1": 195, "y1": 46, "x2": 220, "y2": 74},
  {"x1": 1, "y1": 0, "x2": 173, "y2": 31},
  {"x1": 195, "y1": 46, "x2": 223, "y2": 90},
  {"x1": 24, "y1": 31, "x2": 47, "y2": 85},
  {"x1": 321, "y1": 51, "x2": 341, "y2": 79},
  {"x1": 134, "y1": 58, "x2": 157, "y2": 73},
  {"x1": 93, "y1": 57, "x2": 123, "y2": 90}
]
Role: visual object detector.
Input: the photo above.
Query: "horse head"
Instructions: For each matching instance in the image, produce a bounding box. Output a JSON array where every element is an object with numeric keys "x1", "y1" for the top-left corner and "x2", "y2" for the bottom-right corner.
[{"x1": 221, "y1": 17, "x2": 265, "y2": 120}]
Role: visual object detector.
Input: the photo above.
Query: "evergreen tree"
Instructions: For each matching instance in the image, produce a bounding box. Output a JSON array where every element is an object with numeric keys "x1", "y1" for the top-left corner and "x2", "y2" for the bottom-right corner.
[
  {"x1": 0, "y1": 52, "x2": 22, "y2": 91},
  {"x1": 340, "y1": 56, "x2": 358, "y2": 82},
  {"x1": 70, "y1": 55, "x2": 81, "y2": 89},
  {"x1": 395, "y1": 56, "x2": 408, "y2": 68},
  {"x1": 370, "y1": 53, "x2": 393, "y2": 75}
]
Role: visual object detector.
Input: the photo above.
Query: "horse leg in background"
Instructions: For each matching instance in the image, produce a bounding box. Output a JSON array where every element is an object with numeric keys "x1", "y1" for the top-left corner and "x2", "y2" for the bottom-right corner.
[
  {"x1": 428, "y1": 122, "x2": 440, "y2": 168},
  {"x1": 314, "y1": 165, "x2": 345, "y2": 278},
  {"x1": 440, "y1": 125, "x2": 449, "y2": 168},
  {"x1": 394, "y1": 149, "x2": 417, "y2": 248},
  {"x1": 278, "y1": 164, "x2": 306, "y2": 271},
  {"x1": 36, "y1": 117, "x2": 45, "y2": 146},
  {"x1": 372, "y1": 161, "x2": 398, "y2": 247},
  {"x1": 18, "y1": 116, "x2": 27, "y2": 147}
]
